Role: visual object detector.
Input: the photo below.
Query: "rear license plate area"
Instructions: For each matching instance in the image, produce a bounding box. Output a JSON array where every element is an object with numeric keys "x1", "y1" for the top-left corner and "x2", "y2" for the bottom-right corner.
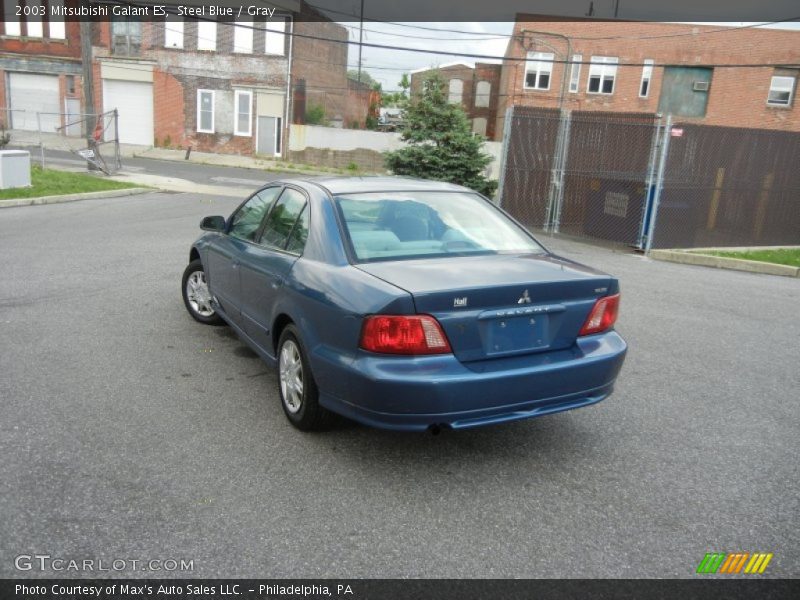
[{"x1": 483, "y1": 314, "x2": 549, "y2": 356}]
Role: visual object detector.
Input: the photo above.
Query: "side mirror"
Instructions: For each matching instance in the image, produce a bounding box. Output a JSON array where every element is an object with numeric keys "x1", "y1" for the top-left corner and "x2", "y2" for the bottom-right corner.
[{"x1": 200, "y1": 216, "x2": 226, "y2": 232}]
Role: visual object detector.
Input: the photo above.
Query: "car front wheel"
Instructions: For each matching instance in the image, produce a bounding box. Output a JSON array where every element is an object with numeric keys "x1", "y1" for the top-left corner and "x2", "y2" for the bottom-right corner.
[
  {"x1": 277, "y1": 325, "x2": 331, "y2": 431},
  {"x1": 181, "y1": 259, "x2": 223, "y2": 325}
]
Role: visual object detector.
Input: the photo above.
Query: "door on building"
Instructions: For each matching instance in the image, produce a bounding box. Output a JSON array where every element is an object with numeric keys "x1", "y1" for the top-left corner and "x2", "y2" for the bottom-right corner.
[
  {"x1": 257, "y1": 116, "x2": 281, "y2": 156},
  {"x1": 102, "y1": 79, "x2": 154, "y2": 146},
  {"x1": 8, "y1": 72, "x2": 61, "y2": 132},
  {"x1": 64, "y1": 98, "x2": 82, "y2": 137},
  {"x1": 657, "y1": 67, "x2": 713, "y2": 118}
]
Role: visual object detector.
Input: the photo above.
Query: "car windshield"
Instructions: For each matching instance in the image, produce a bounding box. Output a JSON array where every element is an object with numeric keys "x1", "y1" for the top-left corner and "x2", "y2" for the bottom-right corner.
[{"x1": 334, "y1": 191, "x2": 545, "y2": 262}]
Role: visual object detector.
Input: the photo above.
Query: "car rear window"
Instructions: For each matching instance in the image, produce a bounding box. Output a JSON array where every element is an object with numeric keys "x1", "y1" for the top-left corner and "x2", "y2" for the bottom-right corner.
[{"x1": 334, "y1": 191, "x2": 544, "y2": 262}]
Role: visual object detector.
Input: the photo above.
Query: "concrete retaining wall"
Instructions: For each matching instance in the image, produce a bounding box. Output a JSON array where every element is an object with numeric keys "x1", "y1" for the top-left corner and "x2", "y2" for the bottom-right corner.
[{"x1": 287, "y1": 124, "x2": 503, "y2": 178}]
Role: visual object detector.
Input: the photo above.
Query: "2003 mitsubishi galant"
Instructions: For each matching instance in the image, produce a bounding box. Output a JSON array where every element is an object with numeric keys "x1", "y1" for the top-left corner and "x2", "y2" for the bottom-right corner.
[{"x1": 181, "y1": 177, "x2": 627, "y2": 432}]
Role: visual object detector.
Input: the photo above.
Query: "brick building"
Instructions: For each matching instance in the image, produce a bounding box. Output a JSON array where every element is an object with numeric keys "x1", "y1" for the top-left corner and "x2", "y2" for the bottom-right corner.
[
  {"x1": 0, "y1": 0, "x2": 82, "y2": 136},
  {"x1": 496, "y1": 19, "x2": 800, "y2": 139},
  {"x1": 0, "y1": 0, "x2": 349, "y2": 156},
  {"x1": 410, "y1": 61, "x2": 502, "y2": 139}
]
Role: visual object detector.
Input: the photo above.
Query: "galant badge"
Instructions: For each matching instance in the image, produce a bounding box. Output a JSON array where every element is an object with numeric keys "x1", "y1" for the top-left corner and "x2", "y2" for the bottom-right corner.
[{"x1": 517, "y1": 289, "x2": 532, "y2": 304}]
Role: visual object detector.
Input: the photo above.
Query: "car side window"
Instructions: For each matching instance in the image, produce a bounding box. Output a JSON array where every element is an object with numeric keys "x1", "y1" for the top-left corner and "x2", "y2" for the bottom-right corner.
[
  {"x1": 285, "y1": 206, "x2": 309, "y2": 255},
  {"x1": 258, "y1": 188, "x2": 308, "y2": 253},
  {"x1": 228, "y1": 187, "x2": 281, "y2": 242}
]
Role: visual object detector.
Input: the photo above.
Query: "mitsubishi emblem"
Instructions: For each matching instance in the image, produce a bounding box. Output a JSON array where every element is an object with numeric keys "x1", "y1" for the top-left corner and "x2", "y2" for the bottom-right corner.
[{"x1": 517, "y1": 289, "x2": 532, "y2": 304}]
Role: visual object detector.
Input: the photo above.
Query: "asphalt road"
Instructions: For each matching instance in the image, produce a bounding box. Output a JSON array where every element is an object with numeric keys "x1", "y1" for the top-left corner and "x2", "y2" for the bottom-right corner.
[
  {"x1": 23, "y1": 146, "x2": 288, "y2": 193},
  {"x1": 1, "y1": 192, "x2": 798, "y2": 579}
]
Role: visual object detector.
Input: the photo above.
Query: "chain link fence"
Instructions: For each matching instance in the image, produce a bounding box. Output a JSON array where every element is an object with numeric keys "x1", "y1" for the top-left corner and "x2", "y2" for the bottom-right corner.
[
  {"x1": 651, "y1": 123, "x2": 800, "y2": 249},
  {"x1": 498, "y1": 105, "x2": 800, "y2": 250},
  {"x1": 0, "y1": 109, "x2": 122, "y2": 174}
]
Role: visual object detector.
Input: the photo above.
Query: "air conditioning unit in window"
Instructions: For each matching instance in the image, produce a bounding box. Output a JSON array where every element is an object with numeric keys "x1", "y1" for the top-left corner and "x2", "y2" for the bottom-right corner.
[{"x1": 693, "y1": 81, "x2": 710, "y2": 91}]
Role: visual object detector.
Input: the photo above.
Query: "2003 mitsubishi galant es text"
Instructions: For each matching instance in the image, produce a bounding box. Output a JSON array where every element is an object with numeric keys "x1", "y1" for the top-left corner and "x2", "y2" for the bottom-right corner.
[{"x1": 181, "y1": 177, "x2": 627, "y2": 432}]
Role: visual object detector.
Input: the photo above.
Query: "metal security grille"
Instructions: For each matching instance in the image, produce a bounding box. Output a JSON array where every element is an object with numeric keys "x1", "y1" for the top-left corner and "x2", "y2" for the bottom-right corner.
[
  {"x1": 498, "y1": 105, "x2": 800, "y2": 250},
  {"x1": 650, "y1": 123, "x2": 800, "y2": 249}
]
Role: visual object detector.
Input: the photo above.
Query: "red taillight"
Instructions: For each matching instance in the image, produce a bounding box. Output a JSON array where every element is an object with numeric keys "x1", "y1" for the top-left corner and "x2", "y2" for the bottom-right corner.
[
  {"x1": 579, "y1": 294, "x2": 620, "y2": 336},
  {"x1": 359, "y1": 315, "x2": 452, "y2": 355}
]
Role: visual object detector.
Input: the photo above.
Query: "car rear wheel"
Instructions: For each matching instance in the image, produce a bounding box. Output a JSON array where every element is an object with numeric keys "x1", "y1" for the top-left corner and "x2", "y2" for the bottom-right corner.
[
  {"x1": 277, "y1": 325, "x2": 331, "y2": 431},
  {"x1": 182, "y1": 259, "x2": 223, "y2": 325}
]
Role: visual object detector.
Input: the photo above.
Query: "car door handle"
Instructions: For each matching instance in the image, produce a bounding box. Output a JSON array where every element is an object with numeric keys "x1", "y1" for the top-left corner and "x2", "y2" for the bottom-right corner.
[
  {"x1": 271, "y1": 276, "x2": 284, "y2": 289},
  {"x1": 231, "y1": 260, "x2": 240, "y2": 270}
]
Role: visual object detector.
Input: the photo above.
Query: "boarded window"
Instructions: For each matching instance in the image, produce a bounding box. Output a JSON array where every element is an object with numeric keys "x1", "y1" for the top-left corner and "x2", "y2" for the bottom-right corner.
[
  {"x1": 448, "y1": 79, "x2": 463, "y2": 104},
  {"x1": 475, "y1": 81, "x2": 491, "y2": 107}
]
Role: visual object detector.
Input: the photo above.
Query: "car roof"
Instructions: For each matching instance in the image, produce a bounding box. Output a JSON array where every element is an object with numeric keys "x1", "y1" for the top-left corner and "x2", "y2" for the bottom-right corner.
[{"x1": 275, "y1": 176, "x2": 475, "y2": 195}]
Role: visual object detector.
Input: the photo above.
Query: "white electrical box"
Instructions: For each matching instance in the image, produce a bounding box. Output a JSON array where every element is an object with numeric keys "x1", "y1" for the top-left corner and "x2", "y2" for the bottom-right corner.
[{"x1": 0, "y1": 150, "x2": 32, "y2": 189}]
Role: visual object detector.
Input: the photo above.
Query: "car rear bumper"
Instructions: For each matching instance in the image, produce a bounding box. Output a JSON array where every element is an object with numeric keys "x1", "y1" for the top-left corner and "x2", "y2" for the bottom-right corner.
[{"x1": 315, "y1": 330, "x2": 627, "y2": 431}]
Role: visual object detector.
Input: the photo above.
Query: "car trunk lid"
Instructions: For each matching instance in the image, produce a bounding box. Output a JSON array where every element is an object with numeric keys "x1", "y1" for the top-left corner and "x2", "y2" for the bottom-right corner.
[{"x1": 356, "y1": 253, "x2": 615, "y2": 362}]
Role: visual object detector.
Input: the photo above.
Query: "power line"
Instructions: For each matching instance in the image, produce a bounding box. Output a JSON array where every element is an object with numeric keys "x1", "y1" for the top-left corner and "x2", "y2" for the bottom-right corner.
[
  {"x1": 104, "y1": 2, "x2": 800, "y2": 71},
  {"x1": 305, "y1": 2, "x2": 800, "y2": 41}
]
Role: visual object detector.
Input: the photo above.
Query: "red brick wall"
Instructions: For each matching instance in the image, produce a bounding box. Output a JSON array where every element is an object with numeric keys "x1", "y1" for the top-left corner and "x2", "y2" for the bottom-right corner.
[
  {"x1": 0, "y1": 1, "x2": 81, "y2": 58},
  {"x1": 474, "y1": 62, "x2": 501, "y2": 139},
  {"x1": 153, "y1": 69, "x2": 185, "y2": 148},
  {"x1": 497, "y1": 19, "x2": 800, "y2": 135},
  {"x1": 291, "y1": 15, "x2": 349, "y2": 121},
  {"x1": 411, "y1": 63, "x2": 501, "y2": 138}
]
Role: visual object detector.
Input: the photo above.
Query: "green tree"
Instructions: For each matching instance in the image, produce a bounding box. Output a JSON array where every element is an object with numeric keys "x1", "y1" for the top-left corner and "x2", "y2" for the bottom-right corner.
[
  {"x1": 384, "y1": 72, "x2": 497, "y2": 197},
  {"x1": 399, "y1": 73, "x2": 410, "y2": 99},
  {"x1": 305, "y1": 103, "x2": 327, "y2": 126}
]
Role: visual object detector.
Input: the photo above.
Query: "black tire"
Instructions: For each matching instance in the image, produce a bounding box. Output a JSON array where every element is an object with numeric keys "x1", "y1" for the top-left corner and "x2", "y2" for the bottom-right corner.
[
  {"x1": 181, "y1": 259, "x2": 224, "y2": 325},
  {"x1": 276, "y1": 324, "x2": 332, "y2": 431}
]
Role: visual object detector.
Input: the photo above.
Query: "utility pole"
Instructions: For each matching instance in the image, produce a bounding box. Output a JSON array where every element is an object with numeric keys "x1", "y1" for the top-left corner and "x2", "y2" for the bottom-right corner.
[
  {"x1": 357, "y1": 0, "x2": 364, "y2": 83},
  {"x1": 80, "y1": 19, "x2": 96, "y2": 169}
]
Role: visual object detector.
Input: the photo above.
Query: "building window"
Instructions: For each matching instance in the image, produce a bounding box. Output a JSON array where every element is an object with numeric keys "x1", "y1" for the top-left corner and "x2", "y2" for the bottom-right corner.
[
  {"x1": 197, "y1": 21, "x2": 217, "y2": 51},
  {"x1": 265, "y1": 18, "x2": 287, "y2": 55},
  {"x1": 234, "y1": 90, "x2": 252, "y2": 136},
  {"x1": 197, "y1": 90, "x2": 215, "y2": 133},
  {"x1": 568, "y1": 54, "x2": 582, "y2": 93},
  {"x1": 524, "y1": 52, "x2": 554, "y2": 90},
  {"x1": 475, "y1": 80, "x2": 491, "y2": 107},
  {"x1": 66, "y1": 75, "x2": 76, "y2": 95},
  {"x1": 164, "y1": 17, "x2": 184, "y2": 49},
  {"x1": 588, "y1": 56, "x2": 618, "y2": 94},
  {"x1": 234, "y1": 21, "x2": 254, "y2": 54},
  {"x1": 472, "y1": 117, "x2": 487, "y2": 137},
  {"x1": 767, "y1": 75, "x2": 796, "y2": 107},
  {"x1": 448, "y1": 79, "x2": 463, "y2": 104},
  {"x1": 49, "y1": 0, "x2": 66, "y2": 39},
  {"x1": 3, "y1": 1, "x2": 21, "y2": 36},
  {"x1": 112, "y1": 19, "x2": 142, "y2": 56},
  {"x1": 640, "y1": 59, "x2": 654, "y2": 98},
  {"x1": 26, "y1": 0, "x2": 44, "y2": 38}
]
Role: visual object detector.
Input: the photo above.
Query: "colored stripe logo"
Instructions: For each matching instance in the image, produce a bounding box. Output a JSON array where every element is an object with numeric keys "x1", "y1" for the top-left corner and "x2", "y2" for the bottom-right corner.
[{"x1": 696, "y1": 552, "x2": 773, "y2": 574}]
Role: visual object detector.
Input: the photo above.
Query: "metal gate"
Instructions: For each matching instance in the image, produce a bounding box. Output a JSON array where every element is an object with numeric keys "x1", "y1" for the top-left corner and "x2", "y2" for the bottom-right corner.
[
  {"x1": 498, "y1": 106, "x2": 666, "y2": 249},
  {"x1": 498, "y1": 105, "x2": 800, "y2": 250}
]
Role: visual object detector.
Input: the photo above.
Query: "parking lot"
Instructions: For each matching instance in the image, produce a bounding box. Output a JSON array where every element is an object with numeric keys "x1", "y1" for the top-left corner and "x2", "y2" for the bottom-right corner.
[{"x1": 1, "y1": 191, "x2": 798, "y2": 578}]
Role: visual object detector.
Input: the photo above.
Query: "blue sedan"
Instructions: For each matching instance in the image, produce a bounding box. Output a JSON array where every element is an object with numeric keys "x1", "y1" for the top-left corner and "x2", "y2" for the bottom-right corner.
[{"x1": 181, "y1": 177, "x2": 627, "y2": 432}]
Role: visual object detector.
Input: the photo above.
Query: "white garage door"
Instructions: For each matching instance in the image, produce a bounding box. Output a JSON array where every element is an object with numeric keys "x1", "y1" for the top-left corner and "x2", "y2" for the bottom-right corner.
[
  {"x1": 102, "y1": 79, "x2": 154, "y2": 146},
  {"x1": 8, "y1": 72, "x2": 61, "y2": 132}
]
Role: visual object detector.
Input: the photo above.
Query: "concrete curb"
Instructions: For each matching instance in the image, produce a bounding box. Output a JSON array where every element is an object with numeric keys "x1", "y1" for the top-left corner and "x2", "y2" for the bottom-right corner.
[
  {"x1": 650, "y1": 249, "x2": 800, "y2": 278},
  {"x1": 0, "y1": 187, "x2": 153, "y2": 209},
  {"x1": 132, "y1": 147, "x2": 377, "y2": 177}
]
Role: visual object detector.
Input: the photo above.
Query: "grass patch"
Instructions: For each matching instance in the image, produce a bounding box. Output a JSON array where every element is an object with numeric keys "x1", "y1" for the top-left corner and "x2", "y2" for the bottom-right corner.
[
  {"x1": 703, "y1": 248, "x2": 800, "y2": 268},
  {"x1": 0, "y1": 166, "x2": 139, "y2": 201}
]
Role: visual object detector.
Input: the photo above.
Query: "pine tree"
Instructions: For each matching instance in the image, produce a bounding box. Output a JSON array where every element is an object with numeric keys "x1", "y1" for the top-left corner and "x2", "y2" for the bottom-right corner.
[{"x1": 384, "y1": 72, "x2": 497, "y2": 197}]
